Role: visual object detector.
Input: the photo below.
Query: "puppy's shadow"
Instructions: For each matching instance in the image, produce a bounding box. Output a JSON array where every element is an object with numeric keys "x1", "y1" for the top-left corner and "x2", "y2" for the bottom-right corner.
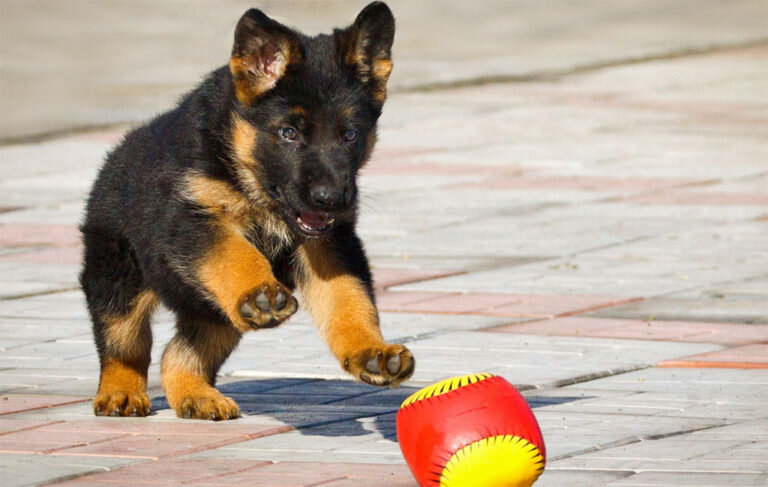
[
  {"x1": 151, "y1": 378, "x2": 586, "y2": 441},
  {"x1": 152, "y1": 377, "x2": 419, "y2": 440}
]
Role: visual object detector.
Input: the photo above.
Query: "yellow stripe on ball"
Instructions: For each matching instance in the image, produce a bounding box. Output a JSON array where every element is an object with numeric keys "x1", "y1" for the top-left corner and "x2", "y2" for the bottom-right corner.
[
  {"x1": 440, "y1": 435, "x2": 544, "y2": 487},
  {"x1": 400, "y1": 372, "x2": 495, "y2": 408}
]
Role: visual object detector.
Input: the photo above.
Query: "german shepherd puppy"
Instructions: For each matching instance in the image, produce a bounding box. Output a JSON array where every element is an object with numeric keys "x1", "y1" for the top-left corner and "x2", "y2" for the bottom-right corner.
[{"x1": 80, "y1": 2, "x2": 414, "y2": 420}]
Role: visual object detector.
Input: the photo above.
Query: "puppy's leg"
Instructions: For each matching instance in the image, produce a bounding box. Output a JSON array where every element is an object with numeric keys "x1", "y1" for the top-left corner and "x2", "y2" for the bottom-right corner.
[
  {"x1": 81, "y1": 231, "x2": 157, "y2": 417},
  {"x1": 297, "y1": 239, "x2": 414, "y2": 386},
  {"x1": 196, "y1": 229, "x2": 297, "y2": 333},
  {"x1": 160, "y1": 228, "x2": 296, "y2": 420},
  {"x1": 161, "y1": 315, "x2": 242, "y2": 420}
]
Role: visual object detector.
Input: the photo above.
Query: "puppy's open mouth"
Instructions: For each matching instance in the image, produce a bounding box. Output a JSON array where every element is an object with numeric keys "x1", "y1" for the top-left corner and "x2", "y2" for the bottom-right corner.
[{"x1": 296, "y1": 211, "x2": 335, "y2": 236}]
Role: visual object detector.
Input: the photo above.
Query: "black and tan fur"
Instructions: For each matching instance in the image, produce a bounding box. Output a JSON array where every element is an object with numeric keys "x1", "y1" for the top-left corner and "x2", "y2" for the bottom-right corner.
[{"x1": 80, "y1": 2, "x2": 414, "y2": 420}]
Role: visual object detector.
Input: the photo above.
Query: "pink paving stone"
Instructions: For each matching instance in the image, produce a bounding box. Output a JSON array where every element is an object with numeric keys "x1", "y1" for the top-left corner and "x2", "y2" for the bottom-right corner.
[
  {"x1": 624, "y1": 191, "x2": 768, "y2": 206},
  {"x1": 0, "y1": 419, "x2": 58, "y2": 435},
  {"x1": 51, "y1": 431, "x2": 268, "y2": 460},
  {"x1": 322, "y1": 478, "x2": 417, "y2": 487},
  {"x1": 466, "y1": 175, "x2": 701, "y2": 192},
  {"x1": 377, "y1": 291, "x2": 640, "y2": 318},
  {"x1": 193, "y1": 462, "x2": 416, "y2": 487},
  {"x1": 0, "y1": 428, "x2": 129, "y2": 454},
  {"x1": 0, "y1": 245, "x2": 82, "y2": 264},
  {"x1": 0, "y1": 394, "x2": 90, "y2": 416},
  {"x1": 489, "y1": 316, "x2": 768, "y2": 345},
  {"x1": 397, "y1": 292, "x2": 522, "y2": 314},
  {"x1": 0, "y1": 223, "x2": 81, "y2": 247},
  {"x1": 658, "y1": 344, "x2": 768, "y2": 369},
  {"x1": 371, "y1": 268, "x2": 463, "y2": 290},
  {"x1": 365, "y1": 158, "x2": 528, "y2": 178},
  {"x1": 482, "y1": 294, "x2": 642, "y2": 318},
  {"x1": 375, "y1": 290, "x2": 450, "y2": 311},
  {"x1": 40, "y1": 420, "x2": 291, "y2": 439},
  {"x1": 58, "y1": 458, "x2": 270, "y2": 484},
  {"x1": 192, "y1": 470, "x2": 346, "y2": 486}
]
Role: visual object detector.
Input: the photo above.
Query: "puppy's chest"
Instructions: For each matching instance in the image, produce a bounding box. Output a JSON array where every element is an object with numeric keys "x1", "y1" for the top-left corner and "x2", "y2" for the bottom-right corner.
[
  {"x1": 182, "y1": 172, "x2": 294, "y2": 258},
  {"x1": 241, "y1": 216, "x2": 295, "y2": 262}
]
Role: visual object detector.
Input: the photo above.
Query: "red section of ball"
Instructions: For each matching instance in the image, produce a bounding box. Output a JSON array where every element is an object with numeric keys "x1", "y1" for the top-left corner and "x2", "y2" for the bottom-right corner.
[{"x1": 396, "y1": 376, "x2": 545, "y2": 487}]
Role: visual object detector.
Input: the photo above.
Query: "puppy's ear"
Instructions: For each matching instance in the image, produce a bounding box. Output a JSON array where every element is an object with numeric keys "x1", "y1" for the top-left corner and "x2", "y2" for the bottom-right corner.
[
  {"x1": 230, "y1": 9, "x2": 302, "y2": 105},
  {"x1": 336, "y1": 2, "x2": 395, "y2": 106}
]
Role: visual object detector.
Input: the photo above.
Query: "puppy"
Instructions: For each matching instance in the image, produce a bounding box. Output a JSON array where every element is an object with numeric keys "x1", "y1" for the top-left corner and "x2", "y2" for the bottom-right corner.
[{"x1": 80, "y1": 2, "x2": 414, "y2": 420}]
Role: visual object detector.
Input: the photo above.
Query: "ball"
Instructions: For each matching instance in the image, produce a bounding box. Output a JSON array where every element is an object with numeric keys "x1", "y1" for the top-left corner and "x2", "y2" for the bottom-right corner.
[{"x1": 396, "y1": 373, "x2": 545, "y2": 487}]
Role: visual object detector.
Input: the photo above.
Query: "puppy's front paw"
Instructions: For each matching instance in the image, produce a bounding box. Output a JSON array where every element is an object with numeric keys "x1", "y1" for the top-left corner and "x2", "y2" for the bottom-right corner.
[
  {"x1": 94, "y1": 390, "x2": 151, "y2": 417},
  {"x1": 176, "y1": 391, "x2": 241, "y2": 421},
  {"x1": 345, "y1": 344, "x2": 415, "y2": 387},
  {"x1": 238, "y1": 282, "x2": 298, "y2": 329}
]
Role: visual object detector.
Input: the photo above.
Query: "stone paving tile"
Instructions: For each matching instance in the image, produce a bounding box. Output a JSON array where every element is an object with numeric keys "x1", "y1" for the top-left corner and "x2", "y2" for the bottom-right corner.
[
  {"x1": 0, "y1": 289, "x2": 88, "y2": 320},
  {"x1": 0, "y1": 245, "x2": 82, "y2": 264},
  {"x1": 392, "y1": 223, "x2": 766, "y2": 297},
  {"x1": 51, "y1": 459, "x2": 416, "y2": 486},
  {"x1": 377, "y1": 290, "x2": 640, "y2": 319},
  {"x1": 556, "y1": 367, "x2": 768, "y2": 395},
  {"x1": 192, "y1": 414, "x2": 403, "y2": 465},
  {"x1": 0, "y1": 453, "x2": 137, "y2": 487},
  {"x1": 623, "y1": 189, "x2": 768, "y2": 206},
  {"x1": 0, "y1": 223, "x2": 80, "y2": 247},
  {"x1": 49, "y1": 458, "x2": 270, "y2": 485},
  {"x1": 0, "y1": 394, "x2": 90, "y2": 416},
  {"x1": 607, "y1": 471, "x2": 768, "y2": 486},
  {"x1": 0, "y1": 264, "x2": 80, "y2": 298},
  {"x1": 551, "y1": 436, "x2": 767, "y2": 473},
  {"x1": 658, "y1": 343, "x2": 768, "y2": 369},
  {"x1": 592, "y1": 275, "x2": 768, "y2": 324},
  {"x1": 402, "y1": 331, "x2": 721, "y2": 387},
  {"x1": 465, "y1": 174, "x2": 703, "y2": 195},
  {"x1": 0, "y1": 418, "x2": 58, "y2": 435},
  {"x1": 489, "y1": 316, "x2": 768, "y2": 345},
  {"x1": 196, "y1": 462, "x2": 409, "y2": 486},
  {"x1": 48, "y1": 422, "x2": 292, "y2": 460},
  {"x1": 0, "y1": 427, "x2": 129, "y2": 454},
  {"x1": 370, "y1": 268, "x2": 462, "y2": 290},
  {"x1": 534, "y1": 469, "x2": 633, "y2": 487},
  {"x1": 530, "y1": 388, "x2": 767, "y2": 421}
]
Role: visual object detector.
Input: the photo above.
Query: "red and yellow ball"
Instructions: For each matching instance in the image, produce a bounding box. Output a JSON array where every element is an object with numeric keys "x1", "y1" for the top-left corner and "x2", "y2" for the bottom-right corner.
[{"x1": 396, "y1": 373, "x2": 545, "y2": 487}]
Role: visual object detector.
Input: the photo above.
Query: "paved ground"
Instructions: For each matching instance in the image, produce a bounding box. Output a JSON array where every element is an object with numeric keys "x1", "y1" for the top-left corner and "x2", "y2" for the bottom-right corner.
[{"x1": 1, "y1": 1, "x2": 767, "y2": 486}]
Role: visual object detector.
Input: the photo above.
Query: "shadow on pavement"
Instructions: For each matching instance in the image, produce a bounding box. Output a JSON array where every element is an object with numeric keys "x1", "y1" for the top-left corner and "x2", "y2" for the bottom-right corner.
[{"x1": 151, "y1": 378, "x2": 587, "y2": 441}]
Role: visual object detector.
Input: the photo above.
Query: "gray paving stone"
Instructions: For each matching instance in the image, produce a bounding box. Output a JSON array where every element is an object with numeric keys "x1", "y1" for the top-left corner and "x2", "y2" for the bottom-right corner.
[
  {"x1": 559, "y1": 368, "x2": 768, "y2": 396},
  {"x1": 0, "y1": 453, "x2": 137, "y2": 487},
  {"x1": 0, "y1": 290, "x2": 87, "y2": 320},
  {"x1": 402, "y1": 332, "x2": 721, "y2": 387},
  {"x1": 593, "y1": 275, "x2": 768, "y2": 323},
  {"x1": 535, "y1": 469, "x2": 633, "y2": 487},
  {"x1": 551, "y1": 437, "x2": 755, "y2": 472},
  {"x1": 607, "y1": 472, "x2": 768, "y2": 486}
]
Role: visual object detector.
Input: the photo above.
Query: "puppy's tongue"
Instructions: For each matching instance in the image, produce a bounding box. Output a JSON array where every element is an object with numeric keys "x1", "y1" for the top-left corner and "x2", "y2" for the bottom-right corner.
[{"x1": 297, "y1": 211, "x2": 333, "y2": 232}]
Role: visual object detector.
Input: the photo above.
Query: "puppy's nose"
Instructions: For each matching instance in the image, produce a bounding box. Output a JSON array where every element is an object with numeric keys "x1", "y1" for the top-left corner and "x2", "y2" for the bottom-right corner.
[{"x1": 309, "y1": 184, "x2": 345, "y2": 211}]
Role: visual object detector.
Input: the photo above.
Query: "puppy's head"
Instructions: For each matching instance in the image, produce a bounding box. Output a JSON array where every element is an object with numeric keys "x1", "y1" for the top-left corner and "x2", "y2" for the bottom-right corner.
[{"x1": 228, "y1": 2, "x2": 394, "y2": 239}]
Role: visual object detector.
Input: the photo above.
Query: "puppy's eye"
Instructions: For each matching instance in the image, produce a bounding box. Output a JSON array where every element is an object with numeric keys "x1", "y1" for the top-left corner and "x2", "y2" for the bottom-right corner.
[
  {"x1": 343, "y1": 129, "x2": 358, "y2": 142},
  {"x1": 279, "y1": 127, "x2": 298, "y2": 141}
]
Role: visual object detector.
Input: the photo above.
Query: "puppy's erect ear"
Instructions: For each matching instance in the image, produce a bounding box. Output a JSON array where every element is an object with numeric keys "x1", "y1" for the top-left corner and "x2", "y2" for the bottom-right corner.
[
  {"x1": 230, "y1": 9, "x2": 302, "y2": 105},
  {"x1": 336, "y1": 2, "x2": 395, "y2": 105}
]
